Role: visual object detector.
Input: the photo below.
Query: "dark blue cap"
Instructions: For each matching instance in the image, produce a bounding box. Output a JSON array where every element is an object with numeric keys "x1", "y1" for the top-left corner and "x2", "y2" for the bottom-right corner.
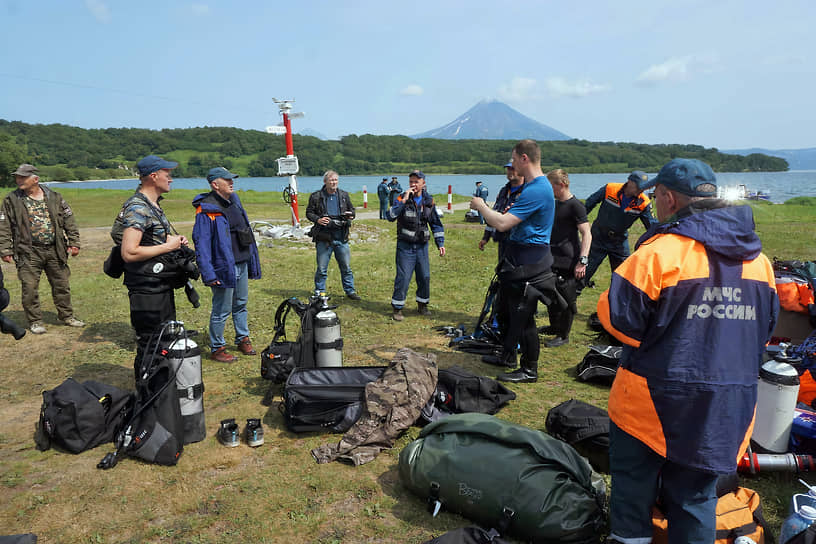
[
  {"x1": 409, "y1": 170, "x2": 426, "y2": 180},
  {"x1": 207, "y1": 167, "x2": 239, "y2": 183},
  {"x1": 642, "y1": 158, "x2": 717, "y2": 197},
  {"x1": 136, "y1": 155, "x2": 178, "y2": 177},
  {"x1": 504, "y1": 161, "x2": 513, "y2": 168},
  {"x1": 628, "y1": 170, "x2": 649, "y2": 191}
]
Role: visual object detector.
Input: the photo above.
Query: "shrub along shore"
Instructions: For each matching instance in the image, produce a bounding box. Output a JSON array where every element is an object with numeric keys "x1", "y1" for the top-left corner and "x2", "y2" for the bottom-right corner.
[{"x1": 0, "y1": 190, "x2": 814, "y2": 542}]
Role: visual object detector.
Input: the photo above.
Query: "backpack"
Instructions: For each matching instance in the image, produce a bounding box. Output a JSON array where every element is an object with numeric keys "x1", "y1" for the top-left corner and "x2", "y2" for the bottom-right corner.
[
  {"x1": 575, "y1": 345, "x2": 621, "y2": 385},
  {"x1": 399, "y1": 413, "x2": 607, "y2": 543},
  {"x1": 545, "y1": 399, "x2": 610, "y2": 473},
  {"x1": 260, "y1": 297, "x2": 321, "y2": 383},
  {"x1": 651, "y1": 486, "x2": 772, "y2": 544},
  {"x1": 773, "y1": 258, "x2": 816, "y2": 326},
  {"x1": 34, "y1": 378, "x2": 134, "y2": 454},
  {"x1": 98, "y1": 323, "x2": 185, "y2": 469}
]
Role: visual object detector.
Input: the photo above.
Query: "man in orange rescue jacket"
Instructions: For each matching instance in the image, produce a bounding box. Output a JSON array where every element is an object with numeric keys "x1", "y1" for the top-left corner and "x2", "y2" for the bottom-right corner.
[{"x1": 598, "y1": 158, "x2": 778, "y2": 544}]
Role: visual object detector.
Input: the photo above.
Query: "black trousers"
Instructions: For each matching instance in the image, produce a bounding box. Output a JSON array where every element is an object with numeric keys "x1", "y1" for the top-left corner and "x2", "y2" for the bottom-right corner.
[
  {"x1": 129, "y1": 288, "x2": 176, "y2": 380},
  {"x1": 547, "y1": 268, "x2": 579, "y2": 338}
]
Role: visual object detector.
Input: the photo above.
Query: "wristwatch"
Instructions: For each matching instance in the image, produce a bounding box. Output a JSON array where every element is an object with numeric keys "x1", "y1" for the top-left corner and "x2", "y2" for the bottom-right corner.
[{"x1": 579, "y1": 256, "x2": 589, "y2": 265}]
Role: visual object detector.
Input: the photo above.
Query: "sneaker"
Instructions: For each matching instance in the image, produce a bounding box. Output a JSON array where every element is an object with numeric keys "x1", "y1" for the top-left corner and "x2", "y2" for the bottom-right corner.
[
  {"x1": 217, "y1": 418, "x2": 240, "y2": 447},
  {"x1": 244, "y1": 418, "x2": 264, "y2": 447},
  {"x1": 29, "y1": 322, "x2": 47, "y2": 334},
  {"x1": 346, "y1": 292, "x2": 361, "y2": 301},
  {"x1": 211, "y1": 346, "x2": 237, "y2": 363},
  {"x1": 62, "y1": 316, "x2": 85, "y2": 327},
  {"x1": 392, "y1": 308, "x2": 404, "y2": 321}
]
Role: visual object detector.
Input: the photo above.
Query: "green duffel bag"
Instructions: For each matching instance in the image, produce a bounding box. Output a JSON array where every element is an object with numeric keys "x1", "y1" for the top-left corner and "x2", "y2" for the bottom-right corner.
[{"x1": 399, "y1": 413, "x2": 607, "y2": 544}]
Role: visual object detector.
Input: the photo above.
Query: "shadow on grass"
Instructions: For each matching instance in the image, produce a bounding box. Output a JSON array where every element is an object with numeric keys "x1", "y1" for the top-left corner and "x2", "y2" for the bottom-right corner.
[
  {"x1": 70, "y1": 362, "x2": 133, "y2": 389},
  {"x1": 78, "y1": 321, "x2": 136, "y2": 349}
]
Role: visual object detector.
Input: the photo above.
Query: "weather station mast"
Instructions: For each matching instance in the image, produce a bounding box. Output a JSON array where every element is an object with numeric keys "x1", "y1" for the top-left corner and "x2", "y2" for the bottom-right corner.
[{"x1": 267, "y1": 98, "x2": 305, "y2": 228}]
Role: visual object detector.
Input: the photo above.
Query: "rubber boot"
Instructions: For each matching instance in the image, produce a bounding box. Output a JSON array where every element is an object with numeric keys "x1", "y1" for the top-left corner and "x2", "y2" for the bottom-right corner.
[{"x1": 496, "y1": 357, "x2": 537, "y2": 383}]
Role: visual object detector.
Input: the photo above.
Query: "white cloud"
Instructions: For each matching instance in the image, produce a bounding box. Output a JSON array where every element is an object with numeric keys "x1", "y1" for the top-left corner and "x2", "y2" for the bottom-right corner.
[
  {"x1": 498, "y1": 76, "x2": 609, "y2": 101},
  {"x1": 400, "y1": 84, "x2": 423, "y2": 96},
  {"x1": 636, "y1": 55, "x2": 719, "y2": 85},
  {"x1": 191, "y1": 4, "x2": 210, "y2": 16},
  {"x1": 498, "y1": 77, "x2": 540, "y2": 102},
  {"x1": 543, "y1": 77, "x2": 610, "y2": 98},
  {"x1": 85, "y1": 0, "x2": 111, "y2": 23}
]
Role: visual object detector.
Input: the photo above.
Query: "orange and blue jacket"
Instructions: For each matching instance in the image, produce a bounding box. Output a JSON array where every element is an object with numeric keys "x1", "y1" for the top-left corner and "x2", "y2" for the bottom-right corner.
[
  {"x1": 597, "y1": 202, "x2": 778, "y2": 473},
  {"x1": 584, "y1": 182, "x2": 654, "y2": 236}
]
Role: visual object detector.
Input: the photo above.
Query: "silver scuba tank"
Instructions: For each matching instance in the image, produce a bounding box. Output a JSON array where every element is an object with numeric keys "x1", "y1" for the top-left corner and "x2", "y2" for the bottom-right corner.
[
  {"x1": 753, "y1": 359, "x2": 800, "y2": 453},
  {"x1": 166, "y1": 327, "x2": 205, "y2": 444},
  {"x1": 314, "y1": 297, "x2": 343, "y2": 367}
]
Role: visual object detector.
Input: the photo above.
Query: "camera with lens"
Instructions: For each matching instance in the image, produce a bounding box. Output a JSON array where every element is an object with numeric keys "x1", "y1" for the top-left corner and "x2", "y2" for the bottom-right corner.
[{"x1": 0, "y1": 268, "x2": 26, "y2": 340}]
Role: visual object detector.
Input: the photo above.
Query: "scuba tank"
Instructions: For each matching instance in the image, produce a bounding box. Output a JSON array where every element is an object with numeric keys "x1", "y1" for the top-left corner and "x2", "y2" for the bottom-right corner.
[
  {"x1": 313, "y1": 295, "x2": 343, "y2": 368},
  {"x1": 165, "y1": 322, "x2": 205, "y2": 444}
]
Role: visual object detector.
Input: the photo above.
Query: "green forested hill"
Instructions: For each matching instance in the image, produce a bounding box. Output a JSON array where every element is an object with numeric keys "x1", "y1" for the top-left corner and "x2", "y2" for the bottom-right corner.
[{"x1": 0, "y1": 119, "x2": 788, "y2": 185}]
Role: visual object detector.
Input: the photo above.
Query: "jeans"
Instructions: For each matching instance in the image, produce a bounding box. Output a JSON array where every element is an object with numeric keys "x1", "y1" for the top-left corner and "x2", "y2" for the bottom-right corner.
[
  {"x1": 378, "y1": 197, "x2": 388, "y2": 219},
  {"x1": 608, "y1": 422, "x2": 719, "y2": 544},
  {"x1": 314, "y1": 240, "x2": 355, "y2": 294},
  {"x1": 209, "y1": 261, "x2": 250, "y2": 350},
  {"x1": 391, "y1": 240, "x2": 430, "y2": 309}
]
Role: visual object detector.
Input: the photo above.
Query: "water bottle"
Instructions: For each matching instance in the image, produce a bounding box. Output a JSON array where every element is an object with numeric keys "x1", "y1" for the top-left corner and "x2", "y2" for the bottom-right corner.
[
  {"x1": 780, "y1": 504, "x2": 816, "y2": 544},
  {"x1": 790, "y1": 479, "x2": 816, "y2": 515}
]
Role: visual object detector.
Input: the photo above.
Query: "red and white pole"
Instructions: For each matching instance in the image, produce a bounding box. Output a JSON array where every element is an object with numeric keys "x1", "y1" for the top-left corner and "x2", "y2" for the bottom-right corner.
[
  {"x1": 447, "y1": 185, "x2": 453, "y2": 212},
  {"x1": 363, "y1": 186, "x2": 368, "y2": 208},
  {"x1": 282, "y1": 112, "x2": 300, "y2": 227}
]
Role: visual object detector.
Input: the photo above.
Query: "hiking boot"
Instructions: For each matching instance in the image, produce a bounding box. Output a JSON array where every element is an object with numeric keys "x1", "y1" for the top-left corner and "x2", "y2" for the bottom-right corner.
[
  {"x1": 244, "y1": 418, "x2": 264, "y2": 447},
  {"x1": 392, "y1": 308, "x2": 404, "y2": 321},
  {"x1": 237, "y1": 337, "x2": 257, "y2": 356},
  {"x1": 63, "y1": 316, "x2": 85, "y2": 327},
  {"x1": 346, "y1": 292, "x2": 361, "y2": 301},
  {"x1": 545, "y1": 336, "x2": 569, "y2": 348},
  {"x1": 417, "y1": 302, "x2": 431, "y2": 316},
  {"x1": 211, "y1": 346, "x2": 237, "y2": 363},
  {"x1": 496, "y1": 367, "x2": 538, "y2": 383},
  {"x1": 29, "y1": 322, "x2": 47, "y2": 334},
  {"x1": 217, "y1": 418, "x2": 240, "y2": 447}
]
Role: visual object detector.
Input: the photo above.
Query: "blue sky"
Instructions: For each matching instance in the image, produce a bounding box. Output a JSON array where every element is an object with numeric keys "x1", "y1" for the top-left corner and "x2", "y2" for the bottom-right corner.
[{"x1": 1, "y1": 0, "x2": 814, "y2": 149}]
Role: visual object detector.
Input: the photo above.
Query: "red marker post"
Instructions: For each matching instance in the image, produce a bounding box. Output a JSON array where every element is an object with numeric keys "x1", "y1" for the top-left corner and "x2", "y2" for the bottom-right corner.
[
  {"x1": 447, "y1": 185, "x2": 453, "y2": 212},
  {"x1": 363, "y1": 186, "x2": 368, "y2": 208}
]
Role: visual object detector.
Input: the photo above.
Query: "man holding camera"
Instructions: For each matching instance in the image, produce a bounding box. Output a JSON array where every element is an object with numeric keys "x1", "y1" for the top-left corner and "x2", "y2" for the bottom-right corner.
[
  {"x1": 192, "y1": 167, "x2": 261, "y2": 362},
  {"x1": 306, "y1": 170, "x2": 359, "y2": 300},
  {"x1": 386, "y1": 170, "x2": 445, "y2": 321},
  {"x1": 0, "y1": 163, "x2": 83, "y2": 334},
  {"x1": 111, "y1": 155, "x2": 189, "y2": 356}
]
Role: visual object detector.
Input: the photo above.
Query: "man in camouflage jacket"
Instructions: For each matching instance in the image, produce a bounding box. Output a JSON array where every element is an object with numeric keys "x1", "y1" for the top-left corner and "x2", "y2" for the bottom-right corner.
[{"x1": 0, "y1": 164, "x2": 83, "y2": 333}]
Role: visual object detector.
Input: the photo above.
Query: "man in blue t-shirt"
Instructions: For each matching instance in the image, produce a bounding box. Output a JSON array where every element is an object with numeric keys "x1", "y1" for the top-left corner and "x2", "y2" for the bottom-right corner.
[{"x1": 470, "y1": 139, "x2": 557, "y2": 383}]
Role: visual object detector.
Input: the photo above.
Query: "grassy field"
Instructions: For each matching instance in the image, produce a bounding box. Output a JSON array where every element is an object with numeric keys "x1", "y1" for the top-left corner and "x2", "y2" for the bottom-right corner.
[{"x1": 0, "y1": 190, "x2": 814, "y2": 543}]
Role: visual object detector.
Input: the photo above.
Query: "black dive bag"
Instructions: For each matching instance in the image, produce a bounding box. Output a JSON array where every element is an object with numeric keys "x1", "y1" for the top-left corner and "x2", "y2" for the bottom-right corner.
[
  {"x1": 575, "y1": 345, "x2": 621, "y2": 385},
  {"x1": 34, "y1": 378, "x2": 134, "y2": 454},
  {"x1": 420, "y1": 366, "x2": 516, "y2": 423},
  {"x1": 98, "y1": 323, "x2": 185, "y2": 469},
  {"x1": 282, "y1": 366, "x2": 387, "y2": 433},
  {"x1": 545, "y1": 399, "x2": 610, "y2": 474}
]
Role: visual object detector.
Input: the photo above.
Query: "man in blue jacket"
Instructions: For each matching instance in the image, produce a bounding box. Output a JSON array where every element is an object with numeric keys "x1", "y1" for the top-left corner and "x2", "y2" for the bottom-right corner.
[
  {"x1": 377, "y1": 178, "x2": 389, "y2": 220},
  {"x1": 192, "y1": 167, "x2": 261, "y2": 363},
  {"x1": 386, "y1": 170, "x2": 445, "y2": 321},
  {"x1": 306, "y1": 170, "x2": 359, "y2": 300},
  {"x1": 598, "y1": 159, "x2": 778, "y2": 544}
]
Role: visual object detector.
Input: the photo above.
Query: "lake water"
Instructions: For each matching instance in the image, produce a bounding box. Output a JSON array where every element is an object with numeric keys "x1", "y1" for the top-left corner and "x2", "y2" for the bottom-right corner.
[{"x1": 46, "y1": 170, "x2": 816, "y2": 204}]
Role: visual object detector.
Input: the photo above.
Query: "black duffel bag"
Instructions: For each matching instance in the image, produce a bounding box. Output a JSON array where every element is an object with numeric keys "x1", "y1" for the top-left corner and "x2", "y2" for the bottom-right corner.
[
  {"x1": 35, "y1": 378, "x2": 134, "y2": 454},
  {"x1": 545, "y1": 399, "x2": 610, "y2": 474}
]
